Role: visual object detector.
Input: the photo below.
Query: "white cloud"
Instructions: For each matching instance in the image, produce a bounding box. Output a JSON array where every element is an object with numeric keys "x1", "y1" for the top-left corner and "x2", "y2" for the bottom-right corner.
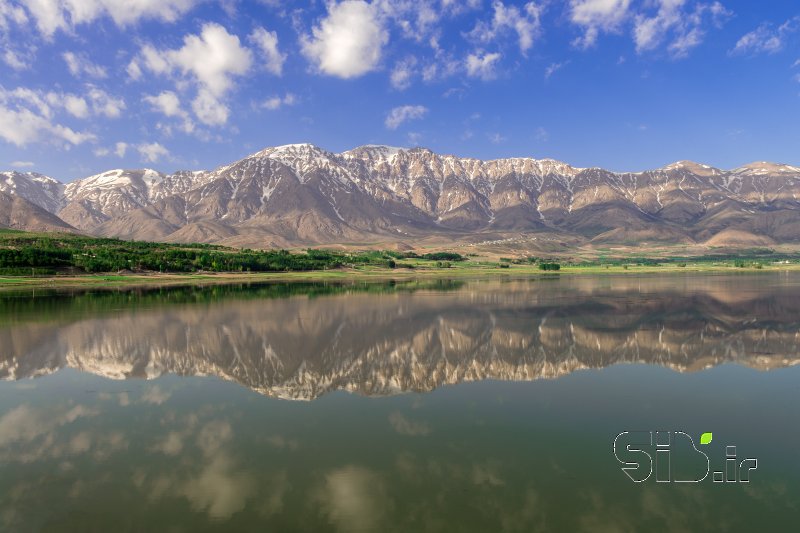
[
  {"x1": 62, "y1": 51, "x2": 107, "y2": 78},
  {"x1": 383, "y1": 0, "x2": 443, "y2": 42},
  {"x1": 634, "y1": 1, "x2": 732, "y2": 59},
  {"x1": 97, "y1": 141, "x2": 128, "y2": 157},
  {"x1": 390, "y1": 56, "x2": 417, "y2": 90},
  {"x1": 421, "y1": 51, "x2": 460, "y2": 83},
  {"x1": 144, "y1": 90, "x2": 183, "y2": 117},
  {"x1": 385, "y1": 104, "x2": 428, "y2": 129},
  {"x1": 114, "y1": 141, "x2": 128, "y2": 157},
  {"x1": 544, "y1": 61, "x2": 568, "y2": 79},
  {"x1": 19, "y1": 0, "x2": 202, "y2": 38},
  {"x1": 0, "y1": 86, "x2": 96, "y2": 147},
  {"x1": 260, "y1": 93, "x2": 296, "y2": 110},
  {"x1": 10, "y1": 160, "x2": 35, "y2": 168},
  {"x1": 87, "y1": 87, "x2": 125, "y2": 118},
  {"x1": 668, "y1": 26, "x2": 702, "y2": 58},
  {"x1": 249, "y1": 27, "x2": 286, "y2": 76},
  {"x1": 465, "y1": 50, "x2": 501, "y2": 80},
  {"x1": 438, "y1": 0, "x2": 483, "y2": 18},
  {"x1": 534, "y1": 126, "x2": 549, "y2": 141},
  {"x1": 192, "y1": 89, "x2": 229, "y2": 126},
  {"x1": 0, "y1": 0, "x2": 28, "y2": 31},
  {"x1": 731, "y1": 17, "x2": 799, "y2": 56},
  {"x1": 137, "y1": 142, "x2": 169, "y2": 163},
  {"x1": 470, "y1": 1, "x2": 544, "y2": 54},
  {"x1": 165, "y1": 23, "x2": 252, "y2": 96},
  {"x1": 2, "y1": 48, "x2": 29, "y2": 70},
  {"x1": 301, "y1": 0, "x2": 388, "y2": 78},
  {"x1": 126, "y1": 59, "x2": 143, "y2": 80},
  {"x1": 136, "y1": 23, "x2": 252, "y2": 126},
  {"x1": 35, "y1": 86, "x2": 124, "y2": 119},
  {"x1": 144, "y1": 91, "x2": 196, "y2": 133},
  {"x1": 633, "y1": 0, "x2": 680, "y2": 52},
  {"x1": 63, "y1": 94, "x2": 89, "y2": 118},
  {"x1": 488, "y1": 132, "x2": 507, "y2": 144},
  {"x1": 569, "y1": 0, "x2": 631, "y2": 48}
]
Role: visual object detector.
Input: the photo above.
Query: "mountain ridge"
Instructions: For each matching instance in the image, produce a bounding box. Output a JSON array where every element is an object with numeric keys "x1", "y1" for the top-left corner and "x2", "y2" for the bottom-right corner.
[{"x1": 3, "y1": 144, "x2": 800, "y2": 250}]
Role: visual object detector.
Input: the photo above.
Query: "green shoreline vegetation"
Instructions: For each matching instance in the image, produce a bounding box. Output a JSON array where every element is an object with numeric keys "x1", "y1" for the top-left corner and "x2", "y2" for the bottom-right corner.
[{"x1": 2, "y1": 228, "x2": 800, "y2": 291}]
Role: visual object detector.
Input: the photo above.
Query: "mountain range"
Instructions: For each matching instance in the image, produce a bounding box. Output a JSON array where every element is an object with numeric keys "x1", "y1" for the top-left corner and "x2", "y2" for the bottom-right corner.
[{"x1": 3, "y1": 144, "x2": 800, "y2": 249}]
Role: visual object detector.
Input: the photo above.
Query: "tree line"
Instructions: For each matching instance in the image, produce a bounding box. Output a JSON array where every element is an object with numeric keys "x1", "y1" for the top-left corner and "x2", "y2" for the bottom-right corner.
[{"x1": 0, "y1": 231, "x2": 466, "y2": 274}]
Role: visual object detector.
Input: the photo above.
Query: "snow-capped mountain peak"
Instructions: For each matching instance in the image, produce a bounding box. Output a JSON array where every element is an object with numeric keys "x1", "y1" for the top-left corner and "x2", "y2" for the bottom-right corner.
[
  {"x1": 733, "y1": 162, "x2": 800, "y2": 175},
  {"x1": 4, "y1": 144, "x2": 800, "y2": 249},
  {"x1": 0, "y1": 170, "x2": 65, "y2": 213}
]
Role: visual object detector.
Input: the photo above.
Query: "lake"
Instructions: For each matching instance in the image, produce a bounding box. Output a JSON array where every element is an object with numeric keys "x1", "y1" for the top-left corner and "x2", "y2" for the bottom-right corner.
[{"x1": 1, "y1": 273, "x2": 799, "y2": 531}]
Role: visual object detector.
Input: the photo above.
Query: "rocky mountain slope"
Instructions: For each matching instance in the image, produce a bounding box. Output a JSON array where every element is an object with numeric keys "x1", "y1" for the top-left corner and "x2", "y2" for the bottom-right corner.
[
  {"x1": 0, "y1": 191, "x2": 75, "y2": 233},
  {"x1": 3, "y1": 146, "x2": 800, "y2": 248}
]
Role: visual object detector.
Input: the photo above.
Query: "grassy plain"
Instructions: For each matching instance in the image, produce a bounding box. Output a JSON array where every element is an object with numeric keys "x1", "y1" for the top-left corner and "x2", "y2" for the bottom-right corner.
[{"x1": 2, "y1": 258, "x2": 799, "y2": 292}]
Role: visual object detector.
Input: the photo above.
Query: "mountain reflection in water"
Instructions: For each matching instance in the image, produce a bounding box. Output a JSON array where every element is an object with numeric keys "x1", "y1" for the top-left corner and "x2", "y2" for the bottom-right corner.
[{"x1": 2, "y1": 274, "x2": 798, "y2": 400}]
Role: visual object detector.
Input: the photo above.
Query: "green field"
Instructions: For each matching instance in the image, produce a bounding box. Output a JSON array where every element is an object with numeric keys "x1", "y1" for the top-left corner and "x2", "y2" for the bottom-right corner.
[{"x1": 1, "y1": 228, "x2": 800, "y2": 291}]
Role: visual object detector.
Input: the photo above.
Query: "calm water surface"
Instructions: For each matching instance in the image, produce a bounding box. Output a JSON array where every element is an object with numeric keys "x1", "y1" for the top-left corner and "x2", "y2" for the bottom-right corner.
[{"x1": 1, "y1": 274, "x2": 799, "y2": 531}]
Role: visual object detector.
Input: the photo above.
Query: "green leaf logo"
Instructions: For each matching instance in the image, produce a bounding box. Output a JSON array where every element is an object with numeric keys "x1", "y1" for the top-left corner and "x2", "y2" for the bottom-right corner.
[{"x1": 700, "y1": 432, "x2": 713, "y2": 445}]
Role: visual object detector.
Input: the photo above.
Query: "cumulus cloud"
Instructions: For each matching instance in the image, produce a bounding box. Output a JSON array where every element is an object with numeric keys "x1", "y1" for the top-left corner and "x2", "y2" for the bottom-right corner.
[
  {"x1": 94, "y1": 141, "x2": 128, "y2": 158},
  {"x1": 569, "y1": 0, "x2": 632, "y2": 48},
  {"x1": 18, "y1": 0, "x2": 202, "y2": 38},
  {"x1": 470, "y1": 1, "x2": 544, "y2": 54},
  {"x1": 249, "y1": 27, "x2": 286, "y2": 76},
  {"x1": 260, "y1": 93, "x2": 296, "y2": 110},
  {"x1": 301, "y1": 0, "x2": 388, "y2": 78},
  {"x1": 190, "y1": 89, "x2": 228, "y2": 125},
  {"x1": 0, "y1": 86, "x2": 96, "y2": 147},
  {"x1": 161, "y1": 23, "x2": 251, "y2": 96},
  {"x1": 143, "y1": 90, "x2": 195, "y2": 132},
  {"x1": 86, "y1": 87, "x2": 126, "y2": 118},
  {"x1": 731, "y1": 17, "x2": 799, "y2": 56},
  {"x1": 385, "y1": 104, "x2": 428, "y2": 129},
  {"x1": 62, "y1": 51, "x2": 107, "y2": 78},
  {"x1": 144, "y1": 90, "x2": 182, "y2": 117},
  {"x1": 60, "y1": 94, "x2": 87, "y2": 118},
  {"x1": 137, "y1": 142, "x2": 169, "y2": 163},
  {"x1": 465, "y1": 50, "x2": 501, "y2": 80},
  {"x1": 37, "y1": 87, "x2": 121, "y2": 120},
  {"x1": 135, "y1": 23, "x2": 252, "y2": 126}
]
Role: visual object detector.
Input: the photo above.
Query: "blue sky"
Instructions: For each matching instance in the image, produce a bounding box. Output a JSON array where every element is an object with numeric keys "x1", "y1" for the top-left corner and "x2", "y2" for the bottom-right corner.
[{"x1": 1, "y1": 0, "x2": 799, "y2": 181}]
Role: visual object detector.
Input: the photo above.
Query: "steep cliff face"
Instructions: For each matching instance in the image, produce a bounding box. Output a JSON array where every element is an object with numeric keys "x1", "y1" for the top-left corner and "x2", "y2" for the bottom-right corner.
[{"x1": 3, "y1": 145, "x2": 800, "y2": 247}]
